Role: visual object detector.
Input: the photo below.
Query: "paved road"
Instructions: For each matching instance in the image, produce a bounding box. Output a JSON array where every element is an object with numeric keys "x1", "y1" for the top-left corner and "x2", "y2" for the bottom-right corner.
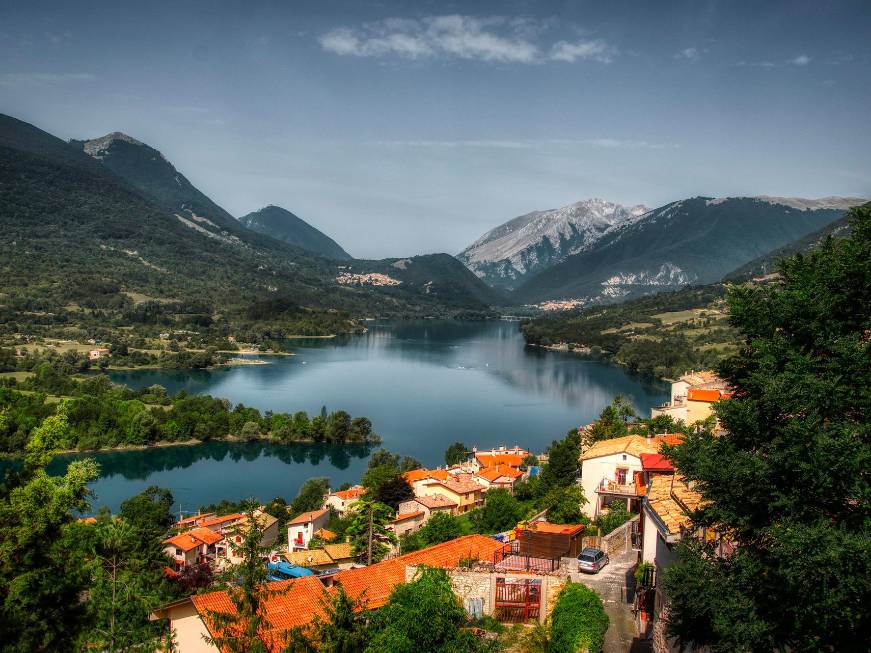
[{"x1": 571, "y1": 552, "x2": 651, "y2": 653}]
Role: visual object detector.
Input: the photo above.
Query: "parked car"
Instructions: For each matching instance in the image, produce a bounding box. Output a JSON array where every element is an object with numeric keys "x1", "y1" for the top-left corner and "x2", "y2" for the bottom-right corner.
[{"x1": 577, "y1": 547, "x2": 609, "y2": 573}]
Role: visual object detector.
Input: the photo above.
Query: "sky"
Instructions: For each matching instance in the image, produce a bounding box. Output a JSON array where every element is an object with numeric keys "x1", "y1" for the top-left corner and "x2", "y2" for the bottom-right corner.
[{"x1": 1, "y1": 0, "x2": 869, "y2": 258}]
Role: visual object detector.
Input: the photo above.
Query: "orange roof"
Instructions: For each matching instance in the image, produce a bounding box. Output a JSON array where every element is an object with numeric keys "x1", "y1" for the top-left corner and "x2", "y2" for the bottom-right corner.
[
  {"x1": 186, "y1": 526, "x2": 224, "y2": 545},
  {"x1": 687, "y1": 388, "x2": 723, "y2": 402},
  {"x1": 192, "y1": 576, "x2": 330, "y2": 650},
  {"x1": 475, "y1": 452, "x2": 526, "y2": 468},
  {"x1": 391, "y1": 511, "x2": 424, "y2": 523},
  {"x1": 77, "y1": 516, "x2": 98, "y2": 525},
  {"x1": 163, "y1": 532, "x2": 209, "y2": 553},
  {"x1": 581, "y1": 434, "x2": 684, "y2": 461},
  {"x1": 323, "y1": 542, "x2": 354, "y2": 561},
  {"x1": 199, "y1": 513, "x2": 245, "y2": 529},
  {"x1": 528, "y1": 521, "x2": 585, "y2": 536},
  {"x1": 477, "y1": 464, "x2": 523, "y2": 482},
  {"x1": 315, "y1": 528, "x2": 337, "y2": 541},
  {"x1": 403, "y1": 468, "x2": 433, "y2": 483},
  {"x1": 426, "y1": 473, "x2": 483, "y2": 496},
  {"x1": 334, "y1": 534, "x2": 503, "y2": 609},
  {"x1": 288, "y1": 508, "x2": 329, "y2": 526},
  {"x1": 330, "y1": 486, "x2": 365, "y2": 501},
  {"x1": 176, "y1": 512, "x2": 215, "y2": 527},
  {"x1": 645, "y1": 475, "x2": 705, "y2": 536}
]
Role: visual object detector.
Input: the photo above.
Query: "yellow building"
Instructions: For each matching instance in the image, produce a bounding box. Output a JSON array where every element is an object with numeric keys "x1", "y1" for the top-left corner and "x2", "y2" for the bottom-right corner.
[{"x1": 651, "y1": 370, "x2": 730, "y2": 425}]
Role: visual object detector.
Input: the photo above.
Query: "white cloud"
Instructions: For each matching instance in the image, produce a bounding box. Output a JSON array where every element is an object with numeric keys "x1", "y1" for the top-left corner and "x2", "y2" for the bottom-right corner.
[
  {"x1": 550, "y1": 39, "x2": 615, "y2": 63},
  {"x1": 319, "y1": 16, "x2": 613, "y2": 65},
  {"x1": 737, "y1": 54, "x2": 811, "y2": 68},
  {"x1": 0, "y1": 72, "x2": 96, "y2": 86},
  {"x1": 675, "y1": 47, "x2": 701, "y2": 61}
]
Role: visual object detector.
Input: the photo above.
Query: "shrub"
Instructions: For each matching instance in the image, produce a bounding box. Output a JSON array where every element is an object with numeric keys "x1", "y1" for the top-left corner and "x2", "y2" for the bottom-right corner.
[
  {"x1": 594, "y1": 504, "x2": 632, "y2": 535},
  {"x1": 549, "y1": 583, "x2": 609, "y2": 653}
]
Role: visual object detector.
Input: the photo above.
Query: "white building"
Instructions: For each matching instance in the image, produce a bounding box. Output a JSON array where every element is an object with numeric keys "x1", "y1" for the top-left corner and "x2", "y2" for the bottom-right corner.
[{"x1": 287, "y1": 508, "x2": 330, "y2": 550}]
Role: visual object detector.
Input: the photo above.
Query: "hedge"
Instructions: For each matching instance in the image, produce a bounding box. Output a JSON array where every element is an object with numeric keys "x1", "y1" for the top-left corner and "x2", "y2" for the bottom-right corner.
[{"x1": 549, "y1": 582, "x2": 610, "y2": 653}]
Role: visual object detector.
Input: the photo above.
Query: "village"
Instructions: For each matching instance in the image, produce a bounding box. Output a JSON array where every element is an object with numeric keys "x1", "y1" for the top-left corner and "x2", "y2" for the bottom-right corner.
[{"x1": 151, "y1": 370, "x2": 730, "y2": 653}]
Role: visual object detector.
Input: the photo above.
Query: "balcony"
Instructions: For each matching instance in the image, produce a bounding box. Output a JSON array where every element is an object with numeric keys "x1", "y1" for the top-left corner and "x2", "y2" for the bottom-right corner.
[{"x1": 595, "y1": 477, "x2": 639, "y2": 496}]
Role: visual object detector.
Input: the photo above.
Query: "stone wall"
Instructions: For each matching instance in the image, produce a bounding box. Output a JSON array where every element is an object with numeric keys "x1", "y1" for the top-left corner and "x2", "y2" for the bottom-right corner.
[
  {"x1": 582, "y1": 515, "x2": 639, "y2": 556},
  {"x1": 405, "y1": 565, "x2": 565, "y2": 624}
]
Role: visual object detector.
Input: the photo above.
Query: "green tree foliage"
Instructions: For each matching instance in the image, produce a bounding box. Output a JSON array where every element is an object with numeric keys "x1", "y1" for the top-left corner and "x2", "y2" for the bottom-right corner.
[
  {"x1": 444, "y1": 441, "x2": 468, "y2": 466},
  {"x1": 539, "y1": 430, "x2": 581, "y2": 492},
  {"x1": 119, "y1": 485, "x2": 174, "y2": 534},
  {"x1": 205, "y1": 508, "x2": 282, "y2": 653},
  {"x1": 365, "y1": 566, "x2": 491, "y2": 653},
  {"x1": 0, "y1": 372, "x2": 379, "y2": 453},
  {"x1": 0, "y1": 409, "x2": 100, "y2": 652},
  {"x1": 540, "y1": 485, "x2": 588, "y2": 525},
  {"x1": 593, "y1": 504, "x2": 631, "y2": 535},
  {"x1": 290, "y1": 478, "x2": 330, "y2": 518},
  {"x1": 401, "y1": 511, "x2": 467, "y2": 552},
  {"x1": 346, "y1": 500, "x2": 396, "y2": 565},
  {"x1": 548, "y1": 583, "x2": 609, "y2": 653},
  {"x1": 473, "y1": 489, "x2": 525, "y2": 534},
  {"x1": 361, "y1": 450, "x2": 415, "y2": 510},
  {"x1": 585, "y1": 395, "x2": 636, "y2": 445},
  {"x1": 662, "y1": 206, "x2": 871, "y2": 652}
]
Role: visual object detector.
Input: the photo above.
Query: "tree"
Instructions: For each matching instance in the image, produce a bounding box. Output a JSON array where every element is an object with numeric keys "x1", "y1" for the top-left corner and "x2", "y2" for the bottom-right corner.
[
  {"x1": 539, "y1": 430, "x2": 580, "y2": 492},
  {"x1": 444, "y1": 441, "x2": 468, "y2": 466},
  {"x1": 662, "y1": 206, "x2": 871, "y2": 652},
  {"x1": 585, "y1": 395, "x2": 636, "y2": 445},
  {"x1": 365, "y1": 566, "x2": 489, "y2": 653},
  {"x1": 540, "y1": 485, "x2": 588, "y2": 525},
  {"x1": 290, "y1": 585, "x2": 370, "y2": 653},
  {"x1": 474, "y1": 489, "x2": 525, "y2": 534},
  {"x1": 119, "y1": 485, "x2": 174, "y2": 535},
  {"x1": 548, "y1": 582, "x2": 609, "y2": 653},
  {"x1": 346, "y1": 500, "x2": 396, "y2": 565},
  {"x1": 240, "y1": 420, "x2": 261, "y2": 441},
  {"x1": 176, "y1": 560, "x2": 214, "y2": 593},
  {"x1": 290, "y1": 478, "x2": 330, "y2": 517},
  {"x1": 370, "y1": 474, "x2": 413, "y2": 510},
  {"x1": 0, "y1": 408, "x2": 100, "y2": 652},
  {"x1": 205, "y1": 507, "x2": 283, "y2": 653},
  {"x1": 417, "y1": 511, "x2": 463, "y2": 546}
]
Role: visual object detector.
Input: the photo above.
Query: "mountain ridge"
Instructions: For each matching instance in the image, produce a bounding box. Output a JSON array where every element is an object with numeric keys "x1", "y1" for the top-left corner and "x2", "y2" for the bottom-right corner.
[{"x1": 239, "y1": 205, "x2": 351, "y2": 260}]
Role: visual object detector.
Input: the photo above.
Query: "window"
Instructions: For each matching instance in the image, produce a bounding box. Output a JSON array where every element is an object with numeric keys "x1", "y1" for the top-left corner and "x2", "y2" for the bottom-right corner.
[
  {"x1": 616, "y1": 468, "x2": 628, "y2": 484},
  {"x1": 175, "y1": 548, "x2": 182, "y2": 556}
]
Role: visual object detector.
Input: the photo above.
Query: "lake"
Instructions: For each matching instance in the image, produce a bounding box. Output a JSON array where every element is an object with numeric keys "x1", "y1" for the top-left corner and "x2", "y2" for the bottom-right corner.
[{"x1": 47, "y1": 320, "x2": 667, "y2": 513}]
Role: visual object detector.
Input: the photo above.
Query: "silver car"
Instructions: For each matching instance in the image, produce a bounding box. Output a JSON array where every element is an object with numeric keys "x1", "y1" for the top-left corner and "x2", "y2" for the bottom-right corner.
[{"x1": 577, "y1": 547, "x2": 609, "y2": 573}]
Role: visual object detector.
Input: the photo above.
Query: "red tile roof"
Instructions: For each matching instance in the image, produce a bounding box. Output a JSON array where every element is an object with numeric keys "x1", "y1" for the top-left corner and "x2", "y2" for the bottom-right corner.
[
  {"x1": 187, "y1": 526, "x2": 224, "y2": 546},
  {"x1": 640, "y1": 453, "x2": 675, "y2": 472},
  {"x1": 192, "y1": 576, "x2": 330, "y2": 651},
  {"x1": 288, "y1": 508, "x2": 329, "y2": 526},
  {"x1": 403, "y1": 468, "x2": 433, "y2": 483},
  {"x1": 163, "y1": 532, "x2": 208, "y2": 553},
  {"x1": 333, "y1": 534, "x2": 503, "y2": 609},
  {"x1": 687, "y1": 388, "x2": 723, "y2": 402},
  {"x1": 176, "y1": 512, "x2": 215, "y2": 527},
  {"x1": 412, "y1": 494, "x2": 458, "y2": 509},
  {"x1": 477, "y1": 464, "x2": 523, "y2": 482},
  {"x1": 330, "y1": 486, "x2": 365, "y2": 501},
  {"x1": 199, "y1": 513, "x2": 245, "y2": 529},
  {"x1": 475, "y1": 452, "x2": 526, "y2": 468},
  {"x1": 427, "y1": 473, "x2": 484, "y2": 496},
  {"x1": 391, "y1": 511, "x2": 424, "y2": 523}
]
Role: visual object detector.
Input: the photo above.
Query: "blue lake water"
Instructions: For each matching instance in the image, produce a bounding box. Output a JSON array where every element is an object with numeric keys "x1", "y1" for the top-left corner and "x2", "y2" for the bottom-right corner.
[{"x1": 46, "y1": 320, "x2": 667, "y2": 513}]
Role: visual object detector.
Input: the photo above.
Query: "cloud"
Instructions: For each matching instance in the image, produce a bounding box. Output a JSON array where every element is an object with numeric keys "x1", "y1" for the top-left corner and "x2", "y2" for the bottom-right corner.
[
  {"x1": 0, "y1": 72, "x2": 96, "y2": 87},
  {"x1": 550, "y1": 39, "x2": 615, "y2": 63},
  {"x1": 675, "y1": 47, "x2": 702, "y2": 61},
  {"x1": 737, "y1": 54, "x2": 811, "y2": 68},
  {"x1": 319, "y1": 16, "x2": 614, "y2": 65}
]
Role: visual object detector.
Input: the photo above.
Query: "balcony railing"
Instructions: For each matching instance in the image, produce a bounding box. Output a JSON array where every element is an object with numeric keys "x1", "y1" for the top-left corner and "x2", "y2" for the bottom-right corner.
[{"x1": 596, "y1": 478, "x2": 638, "y2": 496}]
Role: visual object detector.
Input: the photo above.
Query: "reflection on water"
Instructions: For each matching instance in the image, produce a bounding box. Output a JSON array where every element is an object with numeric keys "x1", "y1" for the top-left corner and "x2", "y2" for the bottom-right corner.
[{"x1": 55, "y1": 320, "x2": 667, "y2": 512}]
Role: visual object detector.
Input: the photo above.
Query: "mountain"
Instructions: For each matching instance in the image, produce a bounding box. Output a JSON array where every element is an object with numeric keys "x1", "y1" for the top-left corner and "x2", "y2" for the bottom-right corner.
[
  {"x1": 513, "y1": 196, "x2": 864, "y2": 304},
  {"x1": 239, "y1": 205, "x2": 351, "y2": 260},
  {"x1": 0, "y1": 114, "x2": 499, "y2": 338},
  {"x1": 457, "y1": 199, "x2": 648, "y2": 290}
]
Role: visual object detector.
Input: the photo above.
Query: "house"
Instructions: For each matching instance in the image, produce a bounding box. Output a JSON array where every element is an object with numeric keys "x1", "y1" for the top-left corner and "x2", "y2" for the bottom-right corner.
[
  {"x1": 580, "y1": 434, "x2": 683, "y2": 519},
  {"x1": 415, "y1": 473, "x2": 486, "y2": 513},
  {"x1": 322, "y1": 542, "x2": 356, "y2": 570},
  {"x1": 398, "y1": 493, "x2": 458, "y2": 519},
  {"x1": 216, "y1": 512, "x2": 279, "y2": 567},
  {"x1": 402, "y1": 467, "x2": 450, "y2": 494},
  {"x1": 287, "y1": 509, "x2": 330, "y2": 550},
  {"x1": 174, "y1": 513, "x2": 215, "y2": 531},
  {"x1": 388, "y1": 510, "x2": 426, "y2": 538},
  {"x1": 152, "y1": 535, "x2": 506, "y2": 652},
  {"x1": 198, "y1": 512, "x2": 245, "y2": 532},
  {"x1": 639, "y1": 474, "x2": 728, "y2": 645},
  {"x1": 651, "y1": 370, "x2": 731, "y2": 424},
  {"x1": 163, "y1": 527, "x2": 224, "y2": 569},
  {"x1": 283, "y1": 540, "x2": 357, "y2": 574},
  {"x1": 471, "y1": 446, "x2": 529, "y2": 471},
  {"x1": 474, "y1": 464, "x2": 524, "y2": 492},
  {"x1": 323, "y1": 485, "x2": 365, "y2": 516},
  {"x1": 88, "y1": 347, "x2": 110, "y2": 360}
]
